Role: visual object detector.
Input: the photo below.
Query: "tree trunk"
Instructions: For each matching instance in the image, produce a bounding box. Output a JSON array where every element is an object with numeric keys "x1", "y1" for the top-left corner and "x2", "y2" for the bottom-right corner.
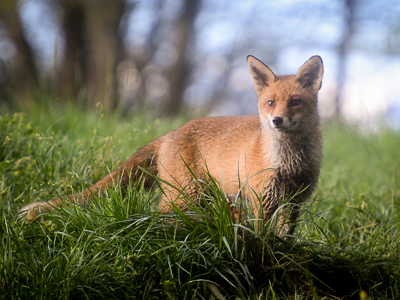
[
  {"x1": 162, "y1": 0, "x2": 202, "y2": 117},
  {"x1": 57, "y1": 0, "x2": 125, "y2": 111},
  {"x1": 84, "y1": 0, "x2": 125, "y2": 111},
  {"x1": 335, "y1": 0, "x2": 356, "y2": 119},
  {"x1": 0, "y1": 0, "x2": 39, "y2": 104},
  {"x1": 57, "y1": 1, "x2": 86, "y2": 99}
]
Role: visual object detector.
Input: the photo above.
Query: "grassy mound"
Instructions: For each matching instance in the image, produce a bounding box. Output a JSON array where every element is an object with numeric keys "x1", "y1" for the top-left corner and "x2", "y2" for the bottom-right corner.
[{"x1": 1, "y1": 107, "x2": 399, "y2": 299}]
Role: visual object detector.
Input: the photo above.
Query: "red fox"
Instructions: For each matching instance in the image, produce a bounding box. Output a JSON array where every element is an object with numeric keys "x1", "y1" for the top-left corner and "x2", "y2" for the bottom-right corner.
[{"x1": 21, "y1": 55, "x2": 323, "y2": 230}]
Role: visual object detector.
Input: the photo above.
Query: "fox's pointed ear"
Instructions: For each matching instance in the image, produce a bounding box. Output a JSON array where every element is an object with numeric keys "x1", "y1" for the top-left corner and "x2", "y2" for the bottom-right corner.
[
  {"x1": 295, "y1": 56, "x2": 324, "y2": 93},
  {"x1": 247, "y1": 55, "x2": 276, "y2": 96}
]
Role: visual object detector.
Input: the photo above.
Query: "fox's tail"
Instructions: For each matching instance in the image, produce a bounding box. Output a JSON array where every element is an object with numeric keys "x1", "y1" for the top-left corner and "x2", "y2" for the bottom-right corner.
[{"x1": 20, "y1": 138, "x2": 162, "y2": 222}]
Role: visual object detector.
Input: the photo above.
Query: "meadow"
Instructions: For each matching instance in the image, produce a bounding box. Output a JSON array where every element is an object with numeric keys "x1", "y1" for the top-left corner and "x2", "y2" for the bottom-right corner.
[{"x1": 1, "y1": 104, "x2": 399, "y2": 299}]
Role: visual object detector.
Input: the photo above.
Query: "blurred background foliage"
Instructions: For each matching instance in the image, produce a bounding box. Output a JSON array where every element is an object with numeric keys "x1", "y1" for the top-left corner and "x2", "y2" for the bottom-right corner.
[{"x1": 0, "y1": 0, "x2": 399, "y2": 121}]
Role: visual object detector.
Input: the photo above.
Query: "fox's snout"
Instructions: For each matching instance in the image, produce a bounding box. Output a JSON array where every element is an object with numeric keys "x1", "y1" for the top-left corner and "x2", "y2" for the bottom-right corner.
[
  {"x1": 270, "y1": 115, "x2": 297, "y2": 131},
  {"x1": 272, "y1": 116, "x2": 283, "y2": 126}
]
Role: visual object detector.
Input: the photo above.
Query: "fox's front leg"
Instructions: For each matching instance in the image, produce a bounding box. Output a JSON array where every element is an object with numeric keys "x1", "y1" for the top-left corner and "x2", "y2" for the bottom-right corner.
[
  {"x1": 279, "y1": 209, "x2": 300, "y2": 236},
  {"x1": 261, "y1": 179, "x2": 297, "y2": 235},
  {"x1": 262, "y1": 189, "x2": 300, "y2": 236}
]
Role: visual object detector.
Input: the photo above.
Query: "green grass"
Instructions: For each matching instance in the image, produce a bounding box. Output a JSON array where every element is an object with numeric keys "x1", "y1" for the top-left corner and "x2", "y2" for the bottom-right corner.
[{"x1": 1, "y1": 106, "x2": 400, "y2": 299}]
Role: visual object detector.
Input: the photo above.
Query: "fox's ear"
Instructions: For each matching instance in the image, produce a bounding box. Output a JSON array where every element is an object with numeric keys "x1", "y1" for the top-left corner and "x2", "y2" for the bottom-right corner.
[
  {"x1": 247, "y1": 55, "x2": 276, "y2": 96},
  {"x1": 295, "y1": 56, "x2": 324, "y2": 93}
]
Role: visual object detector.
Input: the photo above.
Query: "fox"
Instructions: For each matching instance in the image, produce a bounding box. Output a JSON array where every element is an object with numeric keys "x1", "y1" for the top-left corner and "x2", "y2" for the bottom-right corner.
[{"x1": 21, "y1": 55, "x2": 323, "y2": 232}]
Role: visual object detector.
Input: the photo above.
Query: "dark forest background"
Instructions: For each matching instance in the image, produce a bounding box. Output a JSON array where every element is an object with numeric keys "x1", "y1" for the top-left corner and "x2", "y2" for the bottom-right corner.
[{"x1": 0, "y1": 0, "x2": 399, "y2": 120}]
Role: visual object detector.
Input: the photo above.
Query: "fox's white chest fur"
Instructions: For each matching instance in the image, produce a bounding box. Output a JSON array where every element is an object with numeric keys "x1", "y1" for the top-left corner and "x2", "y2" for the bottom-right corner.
[{"x1": 260, "y1": 122, "x2": 322, "y2": 226}]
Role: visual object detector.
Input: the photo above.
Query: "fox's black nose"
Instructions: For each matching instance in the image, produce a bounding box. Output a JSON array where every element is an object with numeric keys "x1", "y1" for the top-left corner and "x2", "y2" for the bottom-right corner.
[{"x1": 272, "y1": 117, "x2": 283, "y2": 126}]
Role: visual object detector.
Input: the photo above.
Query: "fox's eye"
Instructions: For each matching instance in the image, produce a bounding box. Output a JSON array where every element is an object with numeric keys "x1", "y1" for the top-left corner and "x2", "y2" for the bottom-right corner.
[
  {"x1": 291, "y1": 99, "x2": 301, "y2": 106},
  {"x1": 267, "y1": 100, "x2": 274, "y2": 107}
]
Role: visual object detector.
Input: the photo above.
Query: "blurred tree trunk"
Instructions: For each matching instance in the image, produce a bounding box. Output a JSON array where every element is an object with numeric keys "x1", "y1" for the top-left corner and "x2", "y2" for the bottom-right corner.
[
  {"x1": 0, "y1": 0, "x2": 39, "y2": 103},
  {"x1": 335, "y1": 0, "x2": 356, "y2": 119},
  {"x1": 129, "y1": 0, "x2": 163, "y2": 108},
  {"x1": 162, "y1": 0, "x2": 202, "y2": 117},
  {"x1": 57, "y1": 0, "x2": 126, "y2": 111},
  {"x1": 84, "y1": 0, "x2": 125, "y2": 111},
  {"x1": 57, "y1": 1, "x2": 86, "y2": 100}
]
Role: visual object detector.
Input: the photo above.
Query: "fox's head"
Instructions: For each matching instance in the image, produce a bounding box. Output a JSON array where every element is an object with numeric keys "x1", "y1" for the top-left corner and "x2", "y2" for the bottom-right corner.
[{"x1": 247, "y1": 55, "x2": 323, "y2": 134}]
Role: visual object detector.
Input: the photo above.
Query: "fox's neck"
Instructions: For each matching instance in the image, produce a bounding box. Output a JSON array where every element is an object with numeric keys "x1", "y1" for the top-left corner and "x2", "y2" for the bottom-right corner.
[{"x1": 266, "y1": 125, "x2": 322, "y2": 175}]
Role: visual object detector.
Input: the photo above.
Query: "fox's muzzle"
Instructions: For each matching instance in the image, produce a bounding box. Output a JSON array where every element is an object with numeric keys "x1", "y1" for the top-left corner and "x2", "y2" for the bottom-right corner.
[{"x1": 272, "y1": 117, "x2": 283, "y2": 126}]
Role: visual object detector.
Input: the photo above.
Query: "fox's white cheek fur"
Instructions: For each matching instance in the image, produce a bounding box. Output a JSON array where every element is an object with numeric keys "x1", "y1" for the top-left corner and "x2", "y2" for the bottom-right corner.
[{"x1": 259, "y1": 114, "x2": 272, "y2": 131}]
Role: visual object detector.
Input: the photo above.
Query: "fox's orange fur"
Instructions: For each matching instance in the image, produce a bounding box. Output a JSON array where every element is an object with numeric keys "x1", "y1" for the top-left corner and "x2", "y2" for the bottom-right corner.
[{"x1": 21, "y1": 55, "x2": 324, "y2": 230}]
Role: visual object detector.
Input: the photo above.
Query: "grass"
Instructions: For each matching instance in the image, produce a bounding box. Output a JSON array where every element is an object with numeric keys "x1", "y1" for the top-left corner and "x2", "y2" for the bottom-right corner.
[{"x1": 1, "y1": 105, "x2": 400, "y2": 299}]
